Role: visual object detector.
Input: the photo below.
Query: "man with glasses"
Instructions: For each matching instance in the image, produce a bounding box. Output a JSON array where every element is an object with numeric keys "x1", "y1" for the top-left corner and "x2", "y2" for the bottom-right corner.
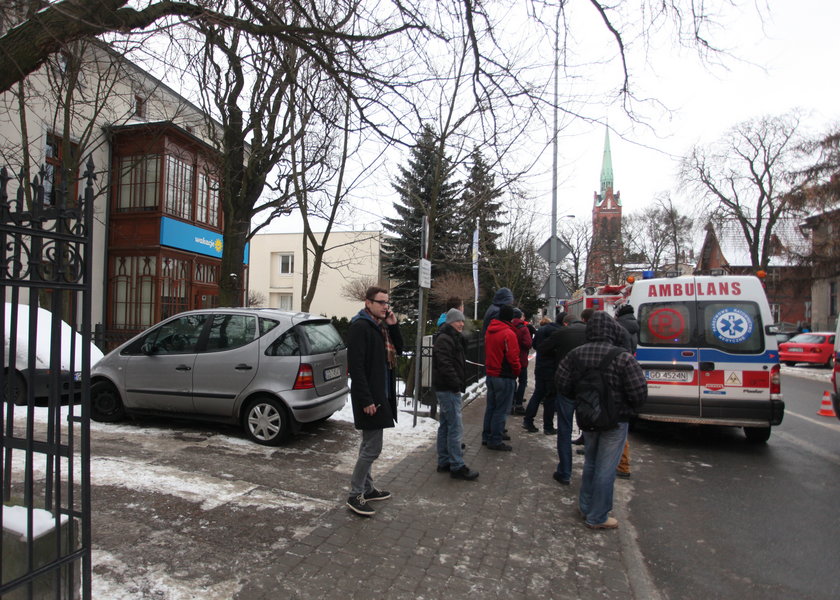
[{"x1": 345, "y1": 286, "x2": 403, "y2": 517}]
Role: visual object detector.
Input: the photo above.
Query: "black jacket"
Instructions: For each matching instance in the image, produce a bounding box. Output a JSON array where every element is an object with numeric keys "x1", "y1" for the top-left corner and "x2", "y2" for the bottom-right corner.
[
  {"x1": 347, "y1": 309, "x2": 403, "y2": 430},
  {"x1": 616, "y1": 313, "x2": 640, "y2": 353},
  {"x1": 432, "y1": 323, "x2": 466, "y2": 392},
  {"x1": 531, "y1": 321, "x2": 562, "y2": 379},
  {"x1": 538, "y1": 319, "x2": 587, "y2": 365}
]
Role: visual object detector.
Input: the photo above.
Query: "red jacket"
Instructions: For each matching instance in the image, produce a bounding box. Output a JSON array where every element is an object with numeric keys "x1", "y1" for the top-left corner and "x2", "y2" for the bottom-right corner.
[
  {"x1": 511, "y1": 317, "x2": 533, "y2": 367},
  {"x1": 485, "y1": 319, "x2": 521, "y2": 378}
]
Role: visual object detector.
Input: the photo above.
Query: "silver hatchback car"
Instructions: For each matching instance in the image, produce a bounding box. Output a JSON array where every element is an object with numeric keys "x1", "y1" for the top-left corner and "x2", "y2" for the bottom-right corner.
[{"x1": 90, "y1": 308, "x2": 348, "y2": 445}]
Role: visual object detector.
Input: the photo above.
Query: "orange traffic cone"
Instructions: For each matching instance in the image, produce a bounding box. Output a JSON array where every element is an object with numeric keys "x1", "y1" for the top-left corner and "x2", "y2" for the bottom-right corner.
[{"x1": 817, "y1": 390, "x2": 837, "y2": 417}]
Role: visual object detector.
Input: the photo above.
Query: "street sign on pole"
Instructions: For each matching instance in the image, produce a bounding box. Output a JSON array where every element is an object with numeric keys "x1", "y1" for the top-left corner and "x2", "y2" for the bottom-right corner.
[
  {"x1": 418, "y1": 258, "x2": 431, "y2": 289},
  {"x1": 541, "y1": 277, "x2": 570, "y2": 299},
  {"x1": 538, "y1": 236, "x2": 570, "y2": 263}
]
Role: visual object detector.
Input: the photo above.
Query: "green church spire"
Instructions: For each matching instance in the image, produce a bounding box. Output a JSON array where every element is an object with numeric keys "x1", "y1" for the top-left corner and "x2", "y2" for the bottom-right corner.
[{"x1": 600, "y1": 126, "x2": 613, "y2": 194}]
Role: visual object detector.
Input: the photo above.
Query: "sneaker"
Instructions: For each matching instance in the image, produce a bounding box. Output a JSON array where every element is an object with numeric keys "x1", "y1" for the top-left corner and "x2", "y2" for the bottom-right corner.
[
  {"x1": 616, "y1": 471, "x2": 631, "y2": 479},
  {"x1": 437, "y1": 463, "x2": 451, "y2": 473},
  {"x1": 586, "y1": 517, "x2": 619, "y2": 529},
  {"x1": 552, "y1": 472, "x2": 570, "y2": 485},
  {"x1": 486, "y1": 443, "x2": 513, "y2": 451},
  {"x1": 544, "y1": 427, "x2": 557, "y2": 435},
  {"x1": 523, "y1": 422, "x2": 538, "y2": 433},
  {"x1": 346, "y1": 494, "x2": 375, "y2": 516},
  {"x1": 363, "y1": 488, "x2": 391, "y2": 501},
  {"x1": 450, "y1": 465, "x2": 479, "y2": 480}
]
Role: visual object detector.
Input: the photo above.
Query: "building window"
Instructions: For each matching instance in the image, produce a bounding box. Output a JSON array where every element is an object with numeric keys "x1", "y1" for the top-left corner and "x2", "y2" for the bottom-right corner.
[
  {"x1": 195, "y1": 172, "x2": 220, "y2": 227},
  {"x1": 111, "y1": 256, "x2": 156, "y2": 330},
  {"x1": 44, "y1": 133, "x2": 79, "y2": 206},
  {"x1": 279, "y1": 254, "x2": 294, "y2": 275},
  {"x1": 769, "y1": 303, "x2": 781, "y2": 323},
  {"x1": 116, "y1": 155, "x2": 160, "y2": 211},
  {"x1": 277, "y1": 293, "x2": 293, "y2": 311},
  {"x1": 830, "y1": 282, "x2": 838, "y2": 317},
  {"x1": 161, "y1": 256, "x2": 189, "y2": 320},
  {"x1": 765, "y1": 268, "x2": 781, "y2": 285},
  {"x1": 164, "y1": 154, "x2": 194, "y2": 221},
  {"x1": 134, "y1": 95, "x2": 146, "y2": 118}
]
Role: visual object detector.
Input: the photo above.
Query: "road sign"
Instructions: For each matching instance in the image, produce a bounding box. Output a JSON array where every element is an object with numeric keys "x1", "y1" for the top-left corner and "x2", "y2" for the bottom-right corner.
[
  {"x1": 418, "y1": 258, "x2": 431, "y2": 289},
  {"x1": 538, "y1": 236, "x2": 571, "y2": 262},
  {"x1": 540, "y1": 277, "x2": 570, "y2": 299}
]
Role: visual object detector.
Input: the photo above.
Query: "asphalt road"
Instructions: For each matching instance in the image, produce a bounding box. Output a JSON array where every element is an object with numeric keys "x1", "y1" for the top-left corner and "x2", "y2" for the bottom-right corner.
[{"x1": 627, "y1": 368, "x2": 840, "y2": 600}]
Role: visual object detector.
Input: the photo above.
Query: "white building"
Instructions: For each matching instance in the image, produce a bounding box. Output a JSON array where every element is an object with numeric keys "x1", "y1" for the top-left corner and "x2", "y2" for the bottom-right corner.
[{"x1": 248, "y1": 231, "x2": 385, "y2": 319}]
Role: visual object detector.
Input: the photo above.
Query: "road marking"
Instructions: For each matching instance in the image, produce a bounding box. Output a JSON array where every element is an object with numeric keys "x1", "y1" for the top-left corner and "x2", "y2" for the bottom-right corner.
[
  {"x1": 785, "y1": 409, "x2": 840, "y2": 431},
  {"x1": 773, "y1": 430, "x2": 840, "y2": 467}
]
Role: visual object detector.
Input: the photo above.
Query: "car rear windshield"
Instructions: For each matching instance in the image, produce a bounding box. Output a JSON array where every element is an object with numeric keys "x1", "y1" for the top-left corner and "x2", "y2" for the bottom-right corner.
[
  {"x1": 299, "y1": 321, "x2": 345, "y2": 354},
  {"x1": 787, "y1": 333, "x2": 826, "y2": 344}
]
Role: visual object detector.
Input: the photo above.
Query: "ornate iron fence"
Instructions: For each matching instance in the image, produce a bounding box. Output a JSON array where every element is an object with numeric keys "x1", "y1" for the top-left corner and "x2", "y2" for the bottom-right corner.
[{"x1": 1, "y1": 160, "x2": 95, "y2": 599}]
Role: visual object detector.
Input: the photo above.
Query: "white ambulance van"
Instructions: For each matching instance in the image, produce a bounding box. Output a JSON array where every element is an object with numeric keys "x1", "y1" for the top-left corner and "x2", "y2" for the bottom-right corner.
[
  {"x1": 625, "y1": 275, "x2": 785, "y2": 442},
  {"x1": 830, "y1": 317, "x2": 840, "y2": 420}
]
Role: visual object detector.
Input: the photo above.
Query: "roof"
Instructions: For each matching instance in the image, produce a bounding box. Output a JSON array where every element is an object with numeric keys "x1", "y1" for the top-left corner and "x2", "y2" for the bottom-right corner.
[{"x1": 705, "y1": 217, "x2": 810, "y2": 268}]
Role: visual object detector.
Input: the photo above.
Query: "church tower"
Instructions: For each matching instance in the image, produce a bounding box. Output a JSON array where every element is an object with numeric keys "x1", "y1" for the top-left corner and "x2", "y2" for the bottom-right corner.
[{"x1": 584, "y1": 127, "x2": 623, "y2": 286}]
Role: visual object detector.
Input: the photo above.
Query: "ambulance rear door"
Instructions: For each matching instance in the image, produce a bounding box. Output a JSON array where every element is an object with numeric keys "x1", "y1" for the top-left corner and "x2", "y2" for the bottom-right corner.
[
  {"x1": 634, "y1": 279, "x2": 702, "y2": 419},
  {"x1": 695, "y1": 280, "x2": 775, "y2": 422}
]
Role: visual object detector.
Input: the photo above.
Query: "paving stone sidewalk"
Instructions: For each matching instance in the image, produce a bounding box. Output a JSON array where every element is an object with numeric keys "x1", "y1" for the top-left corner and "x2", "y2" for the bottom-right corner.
[{"x1": 234, "y1": 384, "x2": 642, "y2": 600}]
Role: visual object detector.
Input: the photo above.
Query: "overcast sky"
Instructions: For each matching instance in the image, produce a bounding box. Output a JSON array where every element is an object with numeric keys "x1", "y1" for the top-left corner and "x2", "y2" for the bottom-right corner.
[{"x1": 264, "y1": 1, "x2": 838, "y2": 238}]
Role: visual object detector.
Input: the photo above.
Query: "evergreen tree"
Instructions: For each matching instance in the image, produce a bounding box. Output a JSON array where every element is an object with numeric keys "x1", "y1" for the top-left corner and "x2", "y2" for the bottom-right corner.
[
  {"x1": 460, "y1": 148, "x2": 506, "y2": 307},
  {"x1": 382, "y1": 125, "x2": 462, "y2": 316}
]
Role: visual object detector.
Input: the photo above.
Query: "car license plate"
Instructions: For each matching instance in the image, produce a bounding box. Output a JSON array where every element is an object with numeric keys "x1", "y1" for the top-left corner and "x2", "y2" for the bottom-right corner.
[
  {"x1": 324, "y1": 366, "x2": 341, "y2": 381},
  {"x1": 788, "y1": 347, "x2": 803, "y2": 352},
  {"x1": 645, "y1": 369, "x2": 691, "y2": 382}
]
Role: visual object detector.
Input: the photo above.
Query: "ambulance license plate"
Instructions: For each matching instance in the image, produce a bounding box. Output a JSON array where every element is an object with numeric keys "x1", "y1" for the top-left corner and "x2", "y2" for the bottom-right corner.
[{"x1": 645, "y1": 370, "x2": 691, "y2": 382}]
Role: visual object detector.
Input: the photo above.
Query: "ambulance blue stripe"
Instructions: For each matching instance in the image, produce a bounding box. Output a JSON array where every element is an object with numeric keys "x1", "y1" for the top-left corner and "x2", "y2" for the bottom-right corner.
[{"x1": 635, "y1": 348, "x2": 778, "y2": 363}]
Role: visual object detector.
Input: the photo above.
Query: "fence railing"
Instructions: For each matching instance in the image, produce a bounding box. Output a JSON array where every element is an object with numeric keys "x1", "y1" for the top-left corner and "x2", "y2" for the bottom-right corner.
[{"x1": 1, "y1": 161, "x2": 94, "y2": 599}]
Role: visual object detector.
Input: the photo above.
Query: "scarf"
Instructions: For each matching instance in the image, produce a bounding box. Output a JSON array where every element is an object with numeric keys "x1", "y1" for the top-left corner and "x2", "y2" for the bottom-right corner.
[{"x1": 366, "y1": 308, "x2": 396, "y2": 369}]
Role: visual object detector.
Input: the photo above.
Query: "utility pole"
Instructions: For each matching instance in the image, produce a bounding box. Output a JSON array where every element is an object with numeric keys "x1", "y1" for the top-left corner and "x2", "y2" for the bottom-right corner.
[{"x1": 548, "y1": 8, "x2": 560, "y2": 320}]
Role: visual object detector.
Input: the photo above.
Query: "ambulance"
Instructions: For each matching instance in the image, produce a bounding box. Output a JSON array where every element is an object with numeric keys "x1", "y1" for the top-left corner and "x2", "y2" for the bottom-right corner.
[{"x1": 624, "y1": 274, "x2": 785, "y2": 442}]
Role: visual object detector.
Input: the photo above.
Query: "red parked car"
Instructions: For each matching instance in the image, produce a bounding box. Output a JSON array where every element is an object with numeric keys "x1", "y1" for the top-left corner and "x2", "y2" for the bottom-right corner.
[{"x1": 779, "y1": 332, "x2": 836, "y2": 368}]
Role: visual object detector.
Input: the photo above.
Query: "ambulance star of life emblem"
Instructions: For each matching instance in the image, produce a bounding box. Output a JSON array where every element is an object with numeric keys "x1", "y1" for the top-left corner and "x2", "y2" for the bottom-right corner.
[{"x1": 711, "y1": 308, "x2": 753, "y2": 344}]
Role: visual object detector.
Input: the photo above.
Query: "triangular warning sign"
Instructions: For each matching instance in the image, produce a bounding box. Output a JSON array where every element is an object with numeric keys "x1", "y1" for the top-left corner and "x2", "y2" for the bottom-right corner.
[{"x1": 725, "y1": 371, "x2": 742, "y2": 386}]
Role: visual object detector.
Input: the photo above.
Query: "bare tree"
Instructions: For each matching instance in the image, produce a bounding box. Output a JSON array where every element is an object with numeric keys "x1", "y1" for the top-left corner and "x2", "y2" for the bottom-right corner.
[
  {"x1": 622, "y1": 194, "x2": 694, "y2": 272},
  {"x1": 341, "y1": 276, "x2": 378, "y2": 302},
  {"x1": 556, "y1": 216, "x2": 592, "y2": 295},
  {"x1": 430, "y1": 273, "x2": 475, "y2": 307},
  {"x1": 680, "y1": 112, "x2": 809, "y2": 269}
]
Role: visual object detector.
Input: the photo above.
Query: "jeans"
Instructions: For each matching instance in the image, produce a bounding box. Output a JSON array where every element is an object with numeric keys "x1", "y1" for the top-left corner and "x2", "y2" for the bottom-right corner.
[
  {"x1": 513, "y1": 367, "x2": 528, "y2": 407},
  {"x1": 483, "y1": 376, "x2": 515, "y2": 445},
  {"x1": 524, "y1": 376, "x2": 557, "y2": 430},
  {"x1": 579, "y1": 422, "x2": 629, "y2": 526},
  {"x1": 349, "y1": 428, "x2": 383, "y2": 496},
  {"x1": 436, "y1": 390, "x2": 465, "y2": 470},
  {"x1": 554, "y1": 393, "x2": 575, "y2": 482}
]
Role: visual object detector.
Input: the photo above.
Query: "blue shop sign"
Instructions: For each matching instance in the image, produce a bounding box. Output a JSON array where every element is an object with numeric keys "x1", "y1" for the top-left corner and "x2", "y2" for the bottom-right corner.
[{"x1": 160, "y1": 217, "x2": 249, "y2": 264}]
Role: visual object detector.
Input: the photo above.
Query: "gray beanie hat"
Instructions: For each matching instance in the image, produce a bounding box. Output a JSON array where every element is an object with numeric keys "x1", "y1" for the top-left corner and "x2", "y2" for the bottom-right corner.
[{"x1": 445, "y1": 308, "x2": 466, "y2": 324}]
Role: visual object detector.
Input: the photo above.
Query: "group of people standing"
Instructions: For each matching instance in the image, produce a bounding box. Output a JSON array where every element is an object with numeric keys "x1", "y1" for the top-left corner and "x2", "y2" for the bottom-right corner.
[{"x1": 342, "y1": 285, "x2": 647, "y2": 530}]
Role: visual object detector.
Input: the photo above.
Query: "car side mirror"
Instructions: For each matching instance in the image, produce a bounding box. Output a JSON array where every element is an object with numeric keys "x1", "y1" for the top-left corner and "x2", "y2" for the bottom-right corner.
[{"x1": 766, "y1": 325, "x2": 780, "y2": 335}]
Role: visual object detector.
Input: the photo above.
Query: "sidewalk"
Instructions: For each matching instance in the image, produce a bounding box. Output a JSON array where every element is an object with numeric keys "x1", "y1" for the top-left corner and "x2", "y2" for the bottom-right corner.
[{"x1": 234, "y1": 385, "x2": 641, "y2": 600}]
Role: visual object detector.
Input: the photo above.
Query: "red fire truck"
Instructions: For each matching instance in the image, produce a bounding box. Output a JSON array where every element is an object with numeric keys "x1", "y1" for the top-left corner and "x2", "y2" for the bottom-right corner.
[{"x1": 562, "y1": 283, "x2": 629, "y2": 318}]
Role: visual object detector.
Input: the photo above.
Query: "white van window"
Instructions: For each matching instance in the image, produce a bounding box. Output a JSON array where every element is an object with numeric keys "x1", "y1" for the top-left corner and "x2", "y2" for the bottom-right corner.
[
  {"x1": 638, "y1": 302, "x2": 694, "y2": 346},
  {"x1": 700, "y1": 301, "x2": 764, "y2": 353}
]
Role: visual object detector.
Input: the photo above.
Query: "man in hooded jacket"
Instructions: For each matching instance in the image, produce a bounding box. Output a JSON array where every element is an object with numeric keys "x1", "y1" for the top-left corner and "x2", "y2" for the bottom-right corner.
[
  {"x1": 555, "y1": 311, "x2": 647, "y2": 529},
  {"x1": 482, "y1": 304, "x2": 521, "y2": 450},
  {"x1": 481, "y1": 287, "x2": 514, "y2": 335},
  {"x1": 345, "y1": 286, "x2": 403, "y2": 517}
]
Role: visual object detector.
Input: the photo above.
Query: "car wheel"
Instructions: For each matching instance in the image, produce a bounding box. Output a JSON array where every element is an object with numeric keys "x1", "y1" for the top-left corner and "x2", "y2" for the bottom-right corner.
[
  {"x1": 744, "y1": 426, "x2": 771, "y2": 443},
  {"x1": 4, "y1": 371, "x2": 27, "y2": 406},
  {"x1": 825, "y1": 355, "x2": 835, "y2": 369},
  {"x1": 91, "y1": 381, "x2": 126, "y2": 422},
  {"x1": 784, "y1": 361, "x2": 797, "y2": 367},
  {"x1": 244, "y1": 396, "x2": 291, "y2": 446}
]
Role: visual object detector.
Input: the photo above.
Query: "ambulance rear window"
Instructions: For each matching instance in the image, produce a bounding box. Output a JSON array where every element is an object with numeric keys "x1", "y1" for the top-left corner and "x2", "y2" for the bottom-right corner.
[
  {"x1": 638, "y1": 302, "x2": 694, "y2": 346},
  {"x1": 700, "y1": 301, "x2": 764, "y2": 353}
]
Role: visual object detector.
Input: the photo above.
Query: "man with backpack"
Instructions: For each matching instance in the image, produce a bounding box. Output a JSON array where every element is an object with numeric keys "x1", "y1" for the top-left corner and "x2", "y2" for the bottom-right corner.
[{"x1": 555, "y1": 310, "x2": 647, "y2": 529}]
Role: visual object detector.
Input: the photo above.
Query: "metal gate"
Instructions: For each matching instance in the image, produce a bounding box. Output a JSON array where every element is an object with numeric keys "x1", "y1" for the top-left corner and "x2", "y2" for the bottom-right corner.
[{"x1": 0, "y1": 160, "x2": 95, "y2": 599}]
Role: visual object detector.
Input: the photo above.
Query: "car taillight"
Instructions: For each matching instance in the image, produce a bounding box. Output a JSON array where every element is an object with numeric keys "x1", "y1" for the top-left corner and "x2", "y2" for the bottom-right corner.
[
  {"x1": 811, "y1": 347, "x2": 821, "y2": 353},
  {"x1": 293, "y1": 364, "x2": 315, "y2": 389},
  {"x1": 770, "y1": 364, "x2": 781, "y2": 395}
]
